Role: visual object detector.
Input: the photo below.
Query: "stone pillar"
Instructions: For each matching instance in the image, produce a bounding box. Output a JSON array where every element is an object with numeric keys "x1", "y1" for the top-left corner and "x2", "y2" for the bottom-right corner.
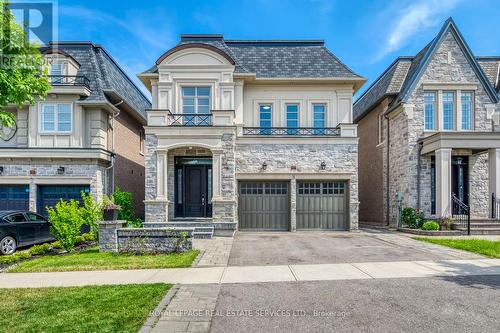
[
  {"x1": 29, "y1": 181, "x2": 36, "y2": 212},
  {"x1": 98, "y1": 220, "x2": 127, "y2": 252},
  {"x1": 211, "y1": 149, "x2": 223, "y2": 200},
  {"x1": 435, "y1": 148, "x2": 452, "y2": 217},
  {"x1": 290, "y1": 178, "x2": 297, "y2": 232},
  {"x1": 488, "y1": 149, "x2": 500, "y2": 213}
]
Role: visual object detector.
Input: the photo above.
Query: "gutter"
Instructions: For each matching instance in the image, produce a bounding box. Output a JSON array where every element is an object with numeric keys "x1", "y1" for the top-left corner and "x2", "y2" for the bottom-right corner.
[
  {"x1": 105, "y1": 100, "x2": 123, "y2": 195},
  {"x1": 417, "y1": 142, "x2": 423, "y2": 210}
]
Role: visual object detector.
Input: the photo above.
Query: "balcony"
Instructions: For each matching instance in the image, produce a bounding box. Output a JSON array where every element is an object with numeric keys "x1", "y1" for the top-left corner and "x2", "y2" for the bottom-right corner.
[
  {"x1": 242, "y1": 127, "x2": 341, "y2": 136},
  {"x1": 147, "y1": 109, "x2": 235, "y2": 127},
  {"x1": 48, "y1": 75, "x2": 92, "y2": 96}
]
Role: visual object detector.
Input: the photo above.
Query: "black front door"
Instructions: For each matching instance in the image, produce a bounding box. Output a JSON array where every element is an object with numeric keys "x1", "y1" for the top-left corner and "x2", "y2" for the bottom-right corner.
[
  {"x1": 175, "y1": 158, "x2": 213, "y2": 218},
  {"x1": 185, "y1": 166, "x2": 206, "y2": 217},
  {"x1": 452, "y1": 156, "x2": 469, "y2": 212}
]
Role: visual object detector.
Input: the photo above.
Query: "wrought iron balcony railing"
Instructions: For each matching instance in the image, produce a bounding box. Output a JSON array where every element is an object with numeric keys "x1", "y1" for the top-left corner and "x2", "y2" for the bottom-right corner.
[
  {"x1": 49, "y1": 75, "x2": 91, "y2": 90},
  {"x1": 242, "y1": 127, "x2": 341, "y2": 136},
  {"x1": 168, "y1": 111, "x2": 212, "y2": 126}
]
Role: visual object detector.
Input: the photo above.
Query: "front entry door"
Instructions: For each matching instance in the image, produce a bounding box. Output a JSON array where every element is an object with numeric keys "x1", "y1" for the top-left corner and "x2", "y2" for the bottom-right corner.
[
  {"x1": 185, "y1": 166, "x2": 206, "y2": 217},
  {"x1": 452, "y1": 156, "x2": 469, "y2": 213},
  {"x1": 176, "y1": 158, "x2": 212, "y2": 218}
]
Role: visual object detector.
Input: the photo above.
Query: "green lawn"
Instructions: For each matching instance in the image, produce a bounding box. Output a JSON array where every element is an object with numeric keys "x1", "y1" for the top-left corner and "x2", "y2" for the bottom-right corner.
[
  {"x1": 8, "y1": 247, "x2": 199, "y2": 272},
  {"x1": 0, "y1": 284, "x2": 170, "y2": 333},
  {"x1": 414, "y1": 237, "x2": 500, "y2": 258}
]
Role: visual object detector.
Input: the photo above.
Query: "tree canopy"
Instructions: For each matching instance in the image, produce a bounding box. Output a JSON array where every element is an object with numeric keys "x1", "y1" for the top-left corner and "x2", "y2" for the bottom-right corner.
[{"x1": 0, "y1": 1, "x2": 50, "y2": 127}]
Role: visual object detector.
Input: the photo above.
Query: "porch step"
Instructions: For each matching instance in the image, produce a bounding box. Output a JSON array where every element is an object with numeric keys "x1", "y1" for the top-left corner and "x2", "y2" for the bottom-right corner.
[{"x1": 454, "y1": 227, "x2": 500, "y2": 235}]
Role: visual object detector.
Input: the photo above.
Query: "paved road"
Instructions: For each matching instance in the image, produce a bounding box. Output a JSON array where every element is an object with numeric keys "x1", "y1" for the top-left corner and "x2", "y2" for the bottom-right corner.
[
  {"x1": 210, "y1": 275, "x2": 500, "y2": 333},
  {"x1": 228, "y1": 231, "x2": 482, "y2": 266}
]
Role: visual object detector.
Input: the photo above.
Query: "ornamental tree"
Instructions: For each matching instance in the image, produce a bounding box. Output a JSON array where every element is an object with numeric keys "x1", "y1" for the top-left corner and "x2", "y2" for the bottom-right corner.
[{"x1": 0, "y1": 1, "x2": 50, "y2": 127}]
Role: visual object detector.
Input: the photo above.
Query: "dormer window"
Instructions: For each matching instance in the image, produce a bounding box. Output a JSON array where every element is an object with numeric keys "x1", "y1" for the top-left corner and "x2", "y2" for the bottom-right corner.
[{"x1": 50, "y1": 63, "x2": 63, "y2": 76}]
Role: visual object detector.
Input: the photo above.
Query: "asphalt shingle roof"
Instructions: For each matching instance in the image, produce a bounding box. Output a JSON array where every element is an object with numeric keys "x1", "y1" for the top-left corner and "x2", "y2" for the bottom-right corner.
[
  {"x1": 144, "y1": 36, "x2": 362, "y2": 79},
  {"x1": 45, "y1": 42, "x2": 151, "y2": 119}
]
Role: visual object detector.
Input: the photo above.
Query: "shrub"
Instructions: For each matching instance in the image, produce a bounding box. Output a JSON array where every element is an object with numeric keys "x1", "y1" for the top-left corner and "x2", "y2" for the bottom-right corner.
[
  {"x1": 47, "y1": 199, "x2": 85, "y2": 251},
  {"x1": 402, "y1": 208, "x2": 425, "y2": 229},
  {"x1": 27, "y1": 243, "x2": 52, "y2": 256},
  {"x1": 75, "y1": 232, "x2": 96, "y2": 245},
  {"x1": 421, "y1": 220, "x2": 440, "y2": 231},
  {"x1": 81, "y1": 192, "x2": 103, "y2": 236},
  {"x1": 113, "y1": 188, "x2": 143, "y2": 228},
  {"x1": 0, "y1": 251, "x2": 29, "y2": 265}
]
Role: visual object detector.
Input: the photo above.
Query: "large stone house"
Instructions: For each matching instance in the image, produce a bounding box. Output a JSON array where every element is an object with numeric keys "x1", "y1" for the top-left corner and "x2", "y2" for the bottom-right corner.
[
  {"x1": 139, "y1": 34, "x2": 365, "y2": 236},
  {"x1": 0, "y1": 42, "x2": 151, "y2": 217},
  {"x1": 354, "y1": 18, "x2": 500, "y2": 228}
]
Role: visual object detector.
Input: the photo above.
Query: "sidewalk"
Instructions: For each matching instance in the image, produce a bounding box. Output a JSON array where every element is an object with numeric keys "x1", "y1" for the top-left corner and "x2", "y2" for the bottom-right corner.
[{"x1": 1, "y1": 258, "x2": 499, "y2": 288}]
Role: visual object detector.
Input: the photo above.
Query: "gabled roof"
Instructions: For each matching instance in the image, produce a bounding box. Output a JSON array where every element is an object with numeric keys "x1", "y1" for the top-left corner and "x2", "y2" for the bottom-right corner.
[
  {"x1": 354, "y1": 18, "x2": 499, "y2": 122},
  {"x1": 45, "y1": 42, "x2": 151, "y2": 121},
  {"x1": 142, "y1": 34, "x2": 365, "y2": 88}
]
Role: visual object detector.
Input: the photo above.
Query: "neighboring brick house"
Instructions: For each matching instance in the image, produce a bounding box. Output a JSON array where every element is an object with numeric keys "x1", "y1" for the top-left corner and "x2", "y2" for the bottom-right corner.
[
  {"x1": 139, "y1": 34, "x2": 365, "y2": 237},
  {"x1": 0, "y1": 42, "x2": 150, "y2": 217},
  {"x1": 354, "y1": 18, "x2": 500, "y2": 227}
]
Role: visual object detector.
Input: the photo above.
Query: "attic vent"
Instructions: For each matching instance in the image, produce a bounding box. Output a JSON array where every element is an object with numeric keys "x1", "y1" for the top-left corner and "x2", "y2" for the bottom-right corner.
[{"x1": 447, "y1": 51, "x2": 452, "y2": 64}]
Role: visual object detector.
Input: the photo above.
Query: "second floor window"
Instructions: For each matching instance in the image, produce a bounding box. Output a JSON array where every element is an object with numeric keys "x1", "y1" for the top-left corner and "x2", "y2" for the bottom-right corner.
[
  {"x1": 40, "y1": 103, "x2": 72, "y2": 133},
  {"x1": 313, "y1": 104, "x2": 326, "y2": 135},
  {"x1": 182, "y1": 87, "x2": 210, "y2": 114},
  {"x1": 286, "y1": 104, "x2": 298, "y2": 135},
  {"x1": 461, "y1": 91, "x2": 473, "y2": 130},
  {"x1": 259, "y1": 104, "x2": 272, "y2": 135},
  {"x1": 442, "y1": 91, "x2": 455, "y2": 130},
  {"x1": 424, "y1": 92, "x2": 436, "y2": 130}
]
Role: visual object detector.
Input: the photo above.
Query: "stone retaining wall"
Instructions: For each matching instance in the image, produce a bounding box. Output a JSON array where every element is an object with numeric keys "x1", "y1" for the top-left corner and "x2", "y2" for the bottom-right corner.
[{"x1": 98, "y1": 221, "x2": 193, "y2": 254}]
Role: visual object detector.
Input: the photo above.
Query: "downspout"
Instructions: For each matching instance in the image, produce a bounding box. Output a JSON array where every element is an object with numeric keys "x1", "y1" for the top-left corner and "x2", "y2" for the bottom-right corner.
[
  {"x1": 416, "y1": 142, "x2": 423, "y2": 210},
  {"x1": 105, "y1": 101, "x2": 123, "y2": 195},
  {"x1": 385, "y1": 113, "x2": 390, "y2": 226}
]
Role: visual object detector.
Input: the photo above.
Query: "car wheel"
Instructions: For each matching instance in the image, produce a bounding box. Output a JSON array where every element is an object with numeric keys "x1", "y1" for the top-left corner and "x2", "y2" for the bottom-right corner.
[{"x1": 0, "y1": 236, "x2": 16, "y2": 255}]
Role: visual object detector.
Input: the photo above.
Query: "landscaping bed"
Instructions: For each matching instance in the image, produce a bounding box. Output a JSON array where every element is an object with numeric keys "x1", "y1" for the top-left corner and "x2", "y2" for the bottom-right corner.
[
  {"x1": 414, "y1": 237, "x2": 500, "y2": 258},
  {"x1": 0, "y1": 284, "x2": 170, "y2": 333},
  {"x1": 7, "y1": 247, "x2": 200, "y2": 273}
]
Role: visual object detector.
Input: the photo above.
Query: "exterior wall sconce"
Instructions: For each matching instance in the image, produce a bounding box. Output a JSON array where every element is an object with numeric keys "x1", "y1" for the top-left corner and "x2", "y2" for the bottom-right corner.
[
  {"x1": 57, "y1": 166, "x2": 65, "y2": 175},
  {"x1": 262, "y1": 162, "x2": 267, "y2": 170},
  {"x1": 0, "y1": 166, "x2": 3, "y2": 175},
  {"x1": 320, "y1": 162, "x2": 326, "y2": 170}
]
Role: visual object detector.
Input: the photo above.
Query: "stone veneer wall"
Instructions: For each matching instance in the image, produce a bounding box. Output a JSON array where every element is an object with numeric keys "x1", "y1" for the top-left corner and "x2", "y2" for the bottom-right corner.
[
  {"x1": 387, "y1": 30, "x2": 494, "y2": 222},
  {"x1": 144, "y1": 134, "x2": 168, "y2": 223},
  {"x1": 235, "y1": 143, "x2": 359, "y2": 230},
  {"x1": 0, "y1": 161, "x2": 107, "y2": 211}
]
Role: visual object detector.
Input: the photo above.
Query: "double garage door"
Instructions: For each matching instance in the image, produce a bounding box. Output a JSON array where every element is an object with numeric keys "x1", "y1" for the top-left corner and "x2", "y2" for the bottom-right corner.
[
  {"x1": 238, "y1": 181, "x2": 347, "y2": 231},
  {"x1": 0, "y1": 185, "x2": 89, "y2": 215}
]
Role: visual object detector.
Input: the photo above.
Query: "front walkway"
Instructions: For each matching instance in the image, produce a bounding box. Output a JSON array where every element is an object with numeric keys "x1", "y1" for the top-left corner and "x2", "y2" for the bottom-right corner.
[
  {"x1": 193, "y1": 237, "x2": 233, "y2": 267},
  {"x1": 1, "y1": 258, "x2": 499, "y2": 288}
]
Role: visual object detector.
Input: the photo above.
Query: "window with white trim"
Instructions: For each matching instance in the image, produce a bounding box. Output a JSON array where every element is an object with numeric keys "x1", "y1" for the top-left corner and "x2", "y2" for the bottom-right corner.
[
  {"x1": 442, "y1": 91, "x2": 455, "y2": 130},
  {"x1": 182, "y1": 87, "x2": 211, "y2": 114},
  {"x1": 40, "y1": 103, "x2": 72, "y2": 133},
  {"x1": 423, "y1": 92, "x2": 436, "y2": 130},
  {"x1": 461, "y1": 91, "x2": 473, "y2": 130}
]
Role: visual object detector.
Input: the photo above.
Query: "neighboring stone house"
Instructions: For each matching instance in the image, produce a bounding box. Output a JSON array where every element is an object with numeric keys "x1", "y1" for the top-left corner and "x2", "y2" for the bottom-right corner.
[
  {"x1": 0, "y1": 42, "x2": 151, "y2": 217},
  {"x1": 139, "y1": 34, "x2": 365, "y2": 236},
  {"x1": 354, "y1": 18, "x2": 500, "y2": 227}
]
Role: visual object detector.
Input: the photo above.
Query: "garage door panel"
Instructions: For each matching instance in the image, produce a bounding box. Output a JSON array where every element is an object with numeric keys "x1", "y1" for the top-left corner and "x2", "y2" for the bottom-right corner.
[
  {"x1": 239, "y1": 182, "x2": 289, "y2": 231},
  {"x1": 297, "y1": 182, "x2": 347, "y2": 231},
  {"x1": 0, "y1": 185, "x2": 29, "y2": 211}
]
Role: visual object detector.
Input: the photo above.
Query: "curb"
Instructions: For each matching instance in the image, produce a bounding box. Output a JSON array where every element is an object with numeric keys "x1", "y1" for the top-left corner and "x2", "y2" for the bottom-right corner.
[{"x1": 139, "y1": 284, "x2": 179, "y2": 333}]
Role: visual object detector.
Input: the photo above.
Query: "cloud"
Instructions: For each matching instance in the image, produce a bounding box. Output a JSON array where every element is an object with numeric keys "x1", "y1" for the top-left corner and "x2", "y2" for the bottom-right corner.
[
  {"x1": 59, "y1": 5, "x2": 172, "y2": 49},
  {"x1": 375, "y1": 0, "x2": 461, "y2": 60}
]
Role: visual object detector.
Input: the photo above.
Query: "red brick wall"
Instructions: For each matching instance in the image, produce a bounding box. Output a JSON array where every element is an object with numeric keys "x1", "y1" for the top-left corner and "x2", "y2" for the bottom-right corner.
[{"x1": 113, "y1": 111, "x2": 145, "y2": 218}]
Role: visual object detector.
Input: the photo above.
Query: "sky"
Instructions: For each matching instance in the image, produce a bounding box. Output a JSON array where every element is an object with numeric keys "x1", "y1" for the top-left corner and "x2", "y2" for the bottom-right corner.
[{"x1": 45, "y1": 0, "x2": 500, "y2": 97}]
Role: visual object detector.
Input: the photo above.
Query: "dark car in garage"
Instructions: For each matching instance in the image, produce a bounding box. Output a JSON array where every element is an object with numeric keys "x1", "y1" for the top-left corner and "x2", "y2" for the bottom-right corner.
[{"x1": 0, "y1": 211, "x2": 54, "y2": 255}]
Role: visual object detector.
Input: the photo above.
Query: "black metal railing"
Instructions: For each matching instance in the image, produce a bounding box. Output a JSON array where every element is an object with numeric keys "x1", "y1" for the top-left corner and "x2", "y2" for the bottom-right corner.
[
  {"x1": 491, "y1": 193, "x2": 500, "y2": 220},
  {"x1": 48, "y1": 75, "x2": 91, "y2": 90},
  {"x1": 242, "y1": 127, "x2": 341, "y2": 136},
  {"x1": 452, "y1": 194, "x2": 470, "y2": 235},
  {"x1": 167, "y1": 111, "x2": 212, "y2": 126}
]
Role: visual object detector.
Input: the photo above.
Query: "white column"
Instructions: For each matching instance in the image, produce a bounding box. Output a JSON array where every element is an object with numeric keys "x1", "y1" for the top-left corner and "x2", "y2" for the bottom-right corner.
[
  {"x1": 456, "y1": 89, "x2": 462, "y2": 130},
  {"x1": 212, "y1": 149, "x2": 223, "y2": 199},
  {"x1": 437, "y1": 90, "x2": 443, "y2": 130},
  {"x1": 156, "y1": 152, "x2": 168, "y2": 199},
  {"x1": 435, "y1": 148, "x2": 452, "y2": 217},
  {"x1": 489, "y1": 149, "x2": 500, "y2": 212}
]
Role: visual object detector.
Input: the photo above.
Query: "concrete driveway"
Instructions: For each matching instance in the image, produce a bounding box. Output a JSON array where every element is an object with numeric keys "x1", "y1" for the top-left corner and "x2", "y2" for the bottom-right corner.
[
  {"x1": 228, "y1": 229, "x2": 482, "y2": 266},
  {"x1": 210, "y1": 275, "x2": 500, "y2": 333}
]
